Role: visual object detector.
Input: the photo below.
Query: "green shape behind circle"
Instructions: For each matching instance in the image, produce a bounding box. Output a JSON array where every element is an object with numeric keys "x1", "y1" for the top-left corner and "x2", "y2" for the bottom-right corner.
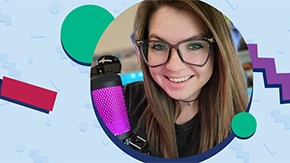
[
  {"x1": 231, "y1": 112, "x2": 257, "y2": 139},
  {"x1": 61, "y1": 5, "x2": 114, "y2": 65}
]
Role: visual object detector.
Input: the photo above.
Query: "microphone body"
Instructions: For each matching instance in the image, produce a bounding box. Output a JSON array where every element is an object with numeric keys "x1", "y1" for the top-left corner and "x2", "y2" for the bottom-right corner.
[
  {"x1": 91, "y1": 74, "x2": 132, "y2": 140},
  {"x1": 91, "y1": 55, "x2": 150, "y2": 155}
]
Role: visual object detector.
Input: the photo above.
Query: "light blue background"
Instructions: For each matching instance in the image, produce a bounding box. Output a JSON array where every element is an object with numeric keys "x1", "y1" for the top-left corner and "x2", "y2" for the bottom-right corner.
[{"x1": 0, "y1": 0, "x2": 290, "y2": 162}]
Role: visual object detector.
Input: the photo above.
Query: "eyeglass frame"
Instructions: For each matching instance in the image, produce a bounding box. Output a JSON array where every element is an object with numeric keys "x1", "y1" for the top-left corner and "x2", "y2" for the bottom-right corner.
[{"x1": 135, "y1": 37, "x2": 216, "y2": 68}]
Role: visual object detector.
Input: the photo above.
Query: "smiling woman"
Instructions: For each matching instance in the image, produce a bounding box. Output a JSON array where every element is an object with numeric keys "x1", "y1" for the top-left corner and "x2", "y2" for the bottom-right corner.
[{"x1": 123, "y1": 0, "x2": 249, "y2": 158}]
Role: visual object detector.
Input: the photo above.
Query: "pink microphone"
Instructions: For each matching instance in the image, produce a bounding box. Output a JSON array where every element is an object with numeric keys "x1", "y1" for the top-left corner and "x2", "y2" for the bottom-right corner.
[
  {"x1": 91, "y1": 74, "x2": 132, "y2": 140},
  {"x1": 91, "y1": 55, "x2": 132, "y2": 141},
  {"x1": 91, "y1": 55, "x2": 150, "y2": 154}
]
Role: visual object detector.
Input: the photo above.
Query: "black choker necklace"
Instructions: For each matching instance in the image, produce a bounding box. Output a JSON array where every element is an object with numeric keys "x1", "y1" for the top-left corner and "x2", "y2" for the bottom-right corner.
[{"x1": 178, "y1": 97, "x2": 199, "y2": 106}]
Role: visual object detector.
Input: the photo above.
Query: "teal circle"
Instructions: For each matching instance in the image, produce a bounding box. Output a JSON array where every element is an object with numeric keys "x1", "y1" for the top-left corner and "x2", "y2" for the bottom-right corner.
[
  {"x1": 61, "y1": 5, "x2": 114, "y2": 66},
  {"x1": 231, "y1": 112, "x2": 257, "y2": 139}
]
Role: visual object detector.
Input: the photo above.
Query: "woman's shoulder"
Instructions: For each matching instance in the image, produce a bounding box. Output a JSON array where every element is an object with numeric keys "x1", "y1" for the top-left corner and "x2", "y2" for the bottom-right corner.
[
  {"x1": 123, "y1": 81, "x2": 146, "y2": 108},
  {"x1": 123, "y1": 81, "x2": 145, "y2": 104},
  {"x1": 124, "y1": 81, "x2": 145, "y2": 94},
  {"x1": 123, "y1": 81, "x2": 147, "y2": 131}
]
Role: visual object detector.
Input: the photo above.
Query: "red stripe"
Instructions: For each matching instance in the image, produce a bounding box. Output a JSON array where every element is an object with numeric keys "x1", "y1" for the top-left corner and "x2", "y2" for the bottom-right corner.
[{"x1": 0, "y1": 76, "x2": 57, "y2": 111}]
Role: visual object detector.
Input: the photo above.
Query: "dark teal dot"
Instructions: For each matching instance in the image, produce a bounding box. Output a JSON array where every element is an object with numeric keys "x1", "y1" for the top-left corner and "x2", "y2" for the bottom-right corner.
[{"x1": 231, "y1": 112, "x2": 257, "y2": 139}]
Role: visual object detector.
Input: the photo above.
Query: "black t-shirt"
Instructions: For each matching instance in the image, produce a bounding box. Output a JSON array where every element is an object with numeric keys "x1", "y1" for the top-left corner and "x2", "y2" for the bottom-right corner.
[{"x1": 124, "y1": 81, "x2": 200, "y2": 158}]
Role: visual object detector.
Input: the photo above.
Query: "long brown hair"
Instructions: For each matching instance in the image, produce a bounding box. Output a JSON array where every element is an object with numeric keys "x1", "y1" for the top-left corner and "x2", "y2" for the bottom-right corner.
[{"x1": 134, "y1": 0, "x2": 248, "y2": 158}]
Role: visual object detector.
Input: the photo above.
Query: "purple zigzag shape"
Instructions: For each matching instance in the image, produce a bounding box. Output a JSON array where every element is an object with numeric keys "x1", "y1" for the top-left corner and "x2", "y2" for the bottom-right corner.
[{"x1": 248, "y1": 44, "x2": 290, "y2": 104}]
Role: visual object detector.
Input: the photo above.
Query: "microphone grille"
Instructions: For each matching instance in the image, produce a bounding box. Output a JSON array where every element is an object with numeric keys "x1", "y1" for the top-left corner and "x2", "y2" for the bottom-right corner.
[{"x1": 92, "y1": 86, "x2": 131, "y2": 136}]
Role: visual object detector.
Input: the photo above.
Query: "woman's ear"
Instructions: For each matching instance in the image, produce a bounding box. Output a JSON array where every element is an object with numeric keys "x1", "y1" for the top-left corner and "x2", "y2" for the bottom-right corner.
[
  {"x1": 134, "y1": 45, "x2": 142, "y2": 70},
  {"x1": 130, "y1": 29, "x2": 142, "y2": 70}
]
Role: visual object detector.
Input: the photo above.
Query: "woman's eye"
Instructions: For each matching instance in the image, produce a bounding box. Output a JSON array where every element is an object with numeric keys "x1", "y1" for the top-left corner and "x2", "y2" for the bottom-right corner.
[
  {"x1": 188, "y1": 43, "x2": 202, "y2": 50},
  {"x1": 152, "y1": 44, "x2": 167, "y2": 51}
]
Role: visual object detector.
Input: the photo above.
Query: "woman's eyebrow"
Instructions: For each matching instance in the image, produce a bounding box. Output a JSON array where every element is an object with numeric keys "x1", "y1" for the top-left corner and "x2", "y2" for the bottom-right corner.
[
  {"x1": 185, "y1": 34, "x2": 205, "y2": 40},
  {"x1": 148, "y1": 33, "x2": 206, "y2": 42},
  {"x1": 148, "y1": 33, "x2": 166, "y2": 41}
]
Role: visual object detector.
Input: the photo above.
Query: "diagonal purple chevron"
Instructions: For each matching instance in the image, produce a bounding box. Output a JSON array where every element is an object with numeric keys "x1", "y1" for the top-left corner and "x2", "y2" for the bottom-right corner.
[{"x1": 248, "y1": 44, "x2": 290, "y2": 102}]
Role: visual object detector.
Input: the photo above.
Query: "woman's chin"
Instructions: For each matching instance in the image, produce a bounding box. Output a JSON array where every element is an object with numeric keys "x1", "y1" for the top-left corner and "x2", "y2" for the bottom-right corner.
[
  {"x1": 163, "y1": 88, "x2": 201, "y2": 102},
  {"x1": 166, "y1": 91, "x2": 189, "y2": 101}
]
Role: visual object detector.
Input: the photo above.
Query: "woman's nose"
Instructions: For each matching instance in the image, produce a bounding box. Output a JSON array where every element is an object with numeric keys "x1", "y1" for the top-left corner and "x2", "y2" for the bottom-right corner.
[{"x1": 165, "y1": 48, "x2": 186, "y2": 71}]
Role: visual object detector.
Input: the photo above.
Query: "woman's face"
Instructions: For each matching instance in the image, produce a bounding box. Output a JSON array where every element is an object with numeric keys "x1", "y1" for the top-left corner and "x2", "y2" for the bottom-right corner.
[{"x1": 148, "y1": 6, "x2": 214, "y2": 101}]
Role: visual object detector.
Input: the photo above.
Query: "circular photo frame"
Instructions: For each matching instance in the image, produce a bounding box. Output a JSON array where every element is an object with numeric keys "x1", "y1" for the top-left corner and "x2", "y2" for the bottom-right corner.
[{"x1": 90, "y1": 0, "x2": 255, "y2": 161}]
